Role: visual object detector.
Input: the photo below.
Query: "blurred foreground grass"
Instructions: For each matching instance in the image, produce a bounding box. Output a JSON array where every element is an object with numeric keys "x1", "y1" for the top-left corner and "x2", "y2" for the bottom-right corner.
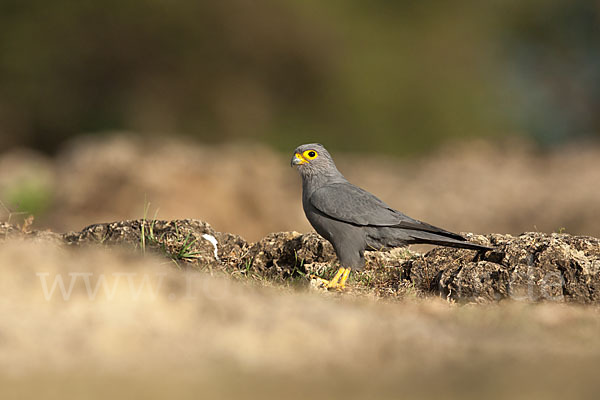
[{"x1": 1, "y1": 239, "x2": 600, "y2": 399}]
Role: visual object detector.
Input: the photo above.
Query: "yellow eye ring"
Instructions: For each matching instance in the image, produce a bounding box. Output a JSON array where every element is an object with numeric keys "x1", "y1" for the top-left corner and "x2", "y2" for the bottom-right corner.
[{"x1": 303, "y1": 150, "x2": 318, "y2": 160}]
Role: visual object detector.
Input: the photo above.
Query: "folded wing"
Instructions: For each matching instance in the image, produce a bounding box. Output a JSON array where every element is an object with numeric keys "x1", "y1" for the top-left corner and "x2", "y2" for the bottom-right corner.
[{"x1": 309, "y1": 182, "x2": 466, "y2": 241}]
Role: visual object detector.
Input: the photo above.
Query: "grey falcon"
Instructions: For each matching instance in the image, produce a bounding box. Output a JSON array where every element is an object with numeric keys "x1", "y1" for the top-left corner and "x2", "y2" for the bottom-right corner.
[{"x1": 291, "y1": 143, "x2": 491, "y2": 290}]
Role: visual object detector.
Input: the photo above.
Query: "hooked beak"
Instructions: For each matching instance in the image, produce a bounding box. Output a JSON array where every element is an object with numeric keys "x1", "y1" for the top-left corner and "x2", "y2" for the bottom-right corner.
[{"x1": 291, "y1": 153, "x2": 308, "y2": 167}]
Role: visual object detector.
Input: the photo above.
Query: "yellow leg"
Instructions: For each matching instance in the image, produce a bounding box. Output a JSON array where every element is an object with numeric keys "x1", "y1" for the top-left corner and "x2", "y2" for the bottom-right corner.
[
  {"x1": 326, "y1": 267, "x2": 345, "y2": 288},
  {"x1": 338, "y1": 268, "x2": 351, "y2": 289},
  {"x1": 310, "y1": 267, "x2": 351, "y2": 291}
]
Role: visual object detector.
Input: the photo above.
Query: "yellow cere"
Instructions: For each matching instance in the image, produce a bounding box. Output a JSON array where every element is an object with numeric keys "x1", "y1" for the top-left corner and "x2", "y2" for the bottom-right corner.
[
  {"x1": 294, "y1": 153, "x2": 308, "y2": 164},
  {"x1": 302, "y1": 150, "x2": 318, "y2": 160}
]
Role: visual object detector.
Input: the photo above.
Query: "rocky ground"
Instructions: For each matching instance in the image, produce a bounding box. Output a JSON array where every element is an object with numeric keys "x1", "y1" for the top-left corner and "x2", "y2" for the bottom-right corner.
[{"x1": 3, "y1": 218, "x2": 600, "y2": 304}]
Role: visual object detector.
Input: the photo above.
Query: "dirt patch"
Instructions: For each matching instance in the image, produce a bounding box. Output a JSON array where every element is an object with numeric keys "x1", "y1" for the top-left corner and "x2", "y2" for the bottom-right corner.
[
  {"x1": 0, "y1": 221, "x2": 62, "y2": 243},
  {"x1": 3, "y1": 219, "x2": 599, "y2": 303},
  {"x1": 63, "y1": 219, "x2": 248, "y2": 268},
  {"x1": 412, "y1": 232, "x2": 600, "y2": 303}
]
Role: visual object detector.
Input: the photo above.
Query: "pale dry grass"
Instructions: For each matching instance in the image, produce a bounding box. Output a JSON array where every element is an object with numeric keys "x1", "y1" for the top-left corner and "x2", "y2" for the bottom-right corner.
[{"x1": 2, "y1": 239, "x2": 600, "y2": 399}]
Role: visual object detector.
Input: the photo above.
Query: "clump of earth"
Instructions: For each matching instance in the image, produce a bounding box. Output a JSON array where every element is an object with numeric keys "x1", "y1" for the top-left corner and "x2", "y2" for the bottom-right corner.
[{"x1": 3, "y1": 218, "x2": 599, "y2": 303}]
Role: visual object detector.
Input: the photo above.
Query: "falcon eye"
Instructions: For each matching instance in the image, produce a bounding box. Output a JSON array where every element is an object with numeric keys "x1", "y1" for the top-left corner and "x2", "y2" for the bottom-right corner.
[{"x1": 304, "y1": 150, "x2": 318, "y2": 160}]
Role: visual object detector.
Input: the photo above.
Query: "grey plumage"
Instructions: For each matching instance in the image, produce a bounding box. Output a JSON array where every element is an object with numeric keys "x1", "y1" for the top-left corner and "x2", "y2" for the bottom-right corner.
[{"x1": 292, "y1": 143, "x2": 491, "y2": 271}]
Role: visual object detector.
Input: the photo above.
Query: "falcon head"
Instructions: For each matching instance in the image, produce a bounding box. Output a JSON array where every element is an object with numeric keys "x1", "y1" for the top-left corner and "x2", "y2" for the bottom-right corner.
[{"x1": 291, "y1": 143, "x2": 339, "y2": 178}]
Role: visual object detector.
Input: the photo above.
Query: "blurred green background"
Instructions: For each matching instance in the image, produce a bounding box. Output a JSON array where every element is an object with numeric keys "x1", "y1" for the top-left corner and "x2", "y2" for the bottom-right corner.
[{"x1": 0, "y1": 0, "x2": 598, "y2": 155}]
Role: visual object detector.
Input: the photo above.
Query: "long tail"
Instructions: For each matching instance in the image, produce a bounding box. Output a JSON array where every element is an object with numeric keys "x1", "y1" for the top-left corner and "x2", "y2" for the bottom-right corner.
[
  {"x1": 409, "y1": 235, "x2": 492, "y2": 252},
  {"x1": 388, "y1": 218, "x2": 492, "y2": 252},
  {"x1": 393, "y1": 220, "x2": 492, "y2": 251}
]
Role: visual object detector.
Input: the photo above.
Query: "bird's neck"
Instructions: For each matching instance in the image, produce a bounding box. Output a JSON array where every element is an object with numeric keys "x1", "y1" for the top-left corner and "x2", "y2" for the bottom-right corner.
[{"x1": 302, "y1": 170, "x2": 346, "y2": 196}]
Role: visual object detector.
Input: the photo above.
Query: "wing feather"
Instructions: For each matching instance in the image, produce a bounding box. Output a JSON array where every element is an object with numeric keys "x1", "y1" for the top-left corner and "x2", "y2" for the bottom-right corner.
[
  {"x1": 309, "y1": 183, "x2": 466, "y2": 241},
  {"x1": 309, "y1": 183, "x2": 402, "y2": 226}
]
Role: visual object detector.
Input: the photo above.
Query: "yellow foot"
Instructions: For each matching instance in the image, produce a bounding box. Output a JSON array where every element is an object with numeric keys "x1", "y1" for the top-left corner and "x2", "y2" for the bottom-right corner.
[{"x1": 310, "y1": 267, "x2": 351, "y2": 291}]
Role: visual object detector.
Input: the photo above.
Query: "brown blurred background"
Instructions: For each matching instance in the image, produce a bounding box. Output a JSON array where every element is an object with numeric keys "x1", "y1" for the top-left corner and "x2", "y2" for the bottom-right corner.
[{"x1": 1, "y1": 0, "x2": 599, "y2": 240}]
